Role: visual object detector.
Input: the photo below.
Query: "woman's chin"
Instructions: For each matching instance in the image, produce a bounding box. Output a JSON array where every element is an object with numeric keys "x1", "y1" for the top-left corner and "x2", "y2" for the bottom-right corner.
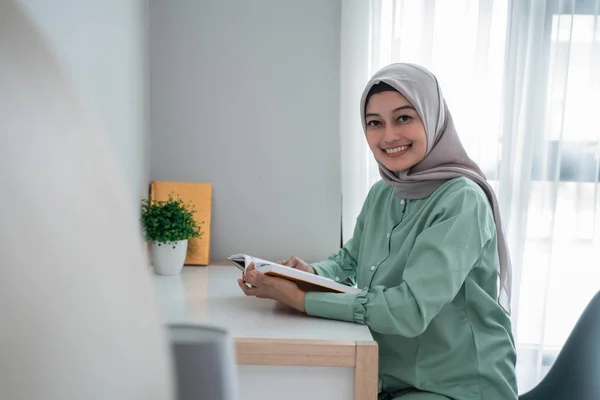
[{"x1": 379, "y1": 158, "x2": 414, "y2": 173}]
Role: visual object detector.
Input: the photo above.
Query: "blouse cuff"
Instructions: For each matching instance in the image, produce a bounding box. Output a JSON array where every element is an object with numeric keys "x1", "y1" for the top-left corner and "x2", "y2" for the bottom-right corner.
[{"x1": 304, "y1": 289, "x2": 368, "y2": 325}]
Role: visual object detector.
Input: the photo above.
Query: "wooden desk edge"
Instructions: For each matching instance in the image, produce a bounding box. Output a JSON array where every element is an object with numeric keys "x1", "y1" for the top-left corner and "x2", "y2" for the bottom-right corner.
[
  {"x1": 235, "y1": 338, "x2": 378, "y2": 400},
  {"x1": 355, "y1": 341, "x2": 379, "y2": 400}
]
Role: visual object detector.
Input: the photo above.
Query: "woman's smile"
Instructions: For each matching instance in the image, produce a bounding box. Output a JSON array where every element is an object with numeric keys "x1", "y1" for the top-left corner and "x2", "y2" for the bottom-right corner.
[{"x1": 382, "y1": 144, "x2": 412, "y2": 157}]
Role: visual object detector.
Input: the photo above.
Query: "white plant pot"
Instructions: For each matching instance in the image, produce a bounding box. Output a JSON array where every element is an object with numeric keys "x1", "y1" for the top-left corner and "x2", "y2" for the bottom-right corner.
[{"x1": 151, "y1": 239, "x2": 188, "y2": 275}]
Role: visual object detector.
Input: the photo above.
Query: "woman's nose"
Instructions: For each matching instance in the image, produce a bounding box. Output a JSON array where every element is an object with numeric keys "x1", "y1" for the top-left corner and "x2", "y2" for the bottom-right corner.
[{"x1": 384, "y1": 125, "x2": 403, "y2": 141}]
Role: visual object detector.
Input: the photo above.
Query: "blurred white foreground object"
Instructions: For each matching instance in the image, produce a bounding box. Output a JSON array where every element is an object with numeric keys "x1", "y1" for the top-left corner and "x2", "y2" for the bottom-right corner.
[{"x1": 0, "y1": 1, "x2": 173, "y2": 399}]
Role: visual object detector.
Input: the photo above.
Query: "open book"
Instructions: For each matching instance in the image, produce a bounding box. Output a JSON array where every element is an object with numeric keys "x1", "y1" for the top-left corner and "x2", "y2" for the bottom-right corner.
[{"x1": 227, "y1": 254, "x2": 361, "y2": 294}]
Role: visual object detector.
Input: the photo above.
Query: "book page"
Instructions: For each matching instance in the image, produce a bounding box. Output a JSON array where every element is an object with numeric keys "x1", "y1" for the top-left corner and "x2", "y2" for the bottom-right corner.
[
  {"x1": 227, "y1": 254, "x2": 282, "y2": 272},
  {"x1": 246, "y1": 255, "x2": 282, "y2": 269}
]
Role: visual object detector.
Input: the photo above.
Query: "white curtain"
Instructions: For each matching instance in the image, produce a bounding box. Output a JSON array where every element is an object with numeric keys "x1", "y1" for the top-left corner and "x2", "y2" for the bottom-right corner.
[{"x1": 339, "y1": 0, "x2": 600, "y2": 393}]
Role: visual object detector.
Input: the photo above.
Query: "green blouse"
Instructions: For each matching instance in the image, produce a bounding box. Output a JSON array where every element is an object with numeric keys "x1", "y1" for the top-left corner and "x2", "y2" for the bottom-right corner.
[{"x1": 305, "y1": 177, "x2": 518, "y2": 400}]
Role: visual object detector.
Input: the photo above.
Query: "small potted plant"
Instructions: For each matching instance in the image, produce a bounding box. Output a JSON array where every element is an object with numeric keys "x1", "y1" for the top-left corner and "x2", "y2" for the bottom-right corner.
[{"x1": 141, "y1": 194, "x2": 201, "y2": 275}]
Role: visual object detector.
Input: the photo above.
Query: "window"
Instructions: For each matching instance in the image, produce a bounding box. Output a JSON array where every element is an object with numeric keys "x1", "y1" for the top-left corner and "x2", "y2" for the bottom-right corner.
[
  {"x1": 508, "y1": 0, "x2": 600, "y2": 391},
  {"x1": 353, "y1": 0, "x2": 600, "y2": 392}
]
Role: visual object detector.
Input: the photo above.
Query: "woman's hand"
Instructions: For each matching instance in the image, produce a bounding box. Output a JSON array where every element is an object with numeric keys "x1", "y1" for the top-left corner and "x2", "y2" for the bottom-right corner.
[
  {"x1": 277, "y1": 257, "x2": 316, "y2": 275},
  {"x1": 237, "y1": 263, "x2": 306, "y2": 312}
]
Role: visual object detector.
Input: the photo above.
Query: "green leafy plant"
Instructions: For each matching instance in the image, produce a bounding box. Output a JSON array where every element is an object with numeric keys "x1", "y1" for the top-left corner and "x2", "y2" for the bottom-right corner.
[{"x1": 141, "y1": 194, "x2": 201, "y2": 246}]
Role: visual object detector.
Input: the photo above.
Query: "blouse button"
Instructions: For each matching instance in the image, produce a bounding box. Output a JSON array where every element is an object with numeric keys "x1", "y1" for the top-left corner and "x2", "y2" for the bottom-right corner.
[
  {"x1": 400, "y1": 199, "x2": 405, "y2": 205},
  {"x1": 370, "y1": 265, "x2": 376, "y2": 271}
]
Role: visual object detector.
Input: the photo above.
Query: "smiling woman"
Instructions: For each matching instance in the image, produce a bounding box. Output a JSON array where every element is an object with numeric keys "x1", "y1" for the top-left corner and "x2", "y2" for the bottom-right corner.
[
  {"x1": 240, "y1": 63, "x2": 518, "y2": 400},
  {"x1": 364, "y1": 83, "x2": 427, "y2": 172}
]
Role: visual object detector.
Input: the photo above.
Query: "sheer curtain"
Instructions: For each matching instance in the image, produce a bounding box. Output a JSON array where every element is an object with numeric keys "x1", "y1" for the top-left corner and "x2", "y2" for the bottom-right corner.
[{"x1": 339, "y1": 0, "x2": 600, "y2": 393}]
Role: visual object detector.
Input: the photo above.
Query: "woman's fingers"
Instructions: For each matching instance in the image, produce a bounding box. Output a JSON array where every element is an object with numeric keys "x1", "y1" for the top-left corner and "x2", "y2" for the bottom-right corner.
[
  {"x1": 244, "y1": 262, "x2": 255, "y2": 282},
  {"x1": 245, "y1": 269, "x2": 268, "y2": 288},
  {"x1": 286, "y1": 257, "x2": 299, "y2": 268},
  {"x1": 240, "y1": 270, "x2": 273, "y2": 294},
  {"x1": 278, "y1": 257, "x2": 302, "y2": 268},
  {"x1": 244, "y1": 270, "x2": 256, "y2": 286},
  {"x1": 254, "y1": 270, "x2": 268, "y2": 285},
  {"x1": 246, "y1": 262, "x2": 255, "y2": 273},
  {"x1": 238, "y1": 279, "x2": 259, "y2": 296}
]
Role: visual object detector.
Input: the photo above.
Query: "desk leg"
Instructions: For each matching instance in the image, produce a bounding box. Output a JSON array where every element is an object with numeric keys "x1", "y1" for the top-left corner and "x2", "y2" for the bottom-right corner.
[{"x1": 354, "y1": 341, "x2": 378, "y2": 400}]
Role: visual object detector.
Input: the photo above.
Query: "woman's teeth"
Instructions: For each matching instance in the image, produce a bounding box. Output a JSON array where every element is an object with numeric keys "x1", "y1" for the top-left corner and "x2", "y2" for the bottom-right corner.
[{"x1": 384, "y1": 145, "x2": 411, "y2": 154}]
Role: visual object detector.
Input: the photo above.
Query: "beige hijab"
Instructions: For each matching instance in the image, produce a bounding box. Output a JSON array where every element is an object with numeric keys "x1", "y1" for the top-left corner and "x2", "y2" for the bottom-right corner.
[{"x1": 360, "y1": 63, "x2": 511, "y2": 312}]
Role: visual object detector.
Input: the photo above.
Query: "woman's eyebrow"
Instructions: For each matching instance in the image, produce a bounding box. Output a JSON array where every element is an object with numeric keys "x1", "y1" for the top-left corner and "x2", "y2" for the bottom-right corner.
[
  {"x1": 365, "y1": 105, "x2": 415, "y2": 118},
  {"x1": 393, "y1": 105, "x2": 415, "y2": 112},
  {"x1": 365, "y1": 112, "x2": 380, "y2": 118}
]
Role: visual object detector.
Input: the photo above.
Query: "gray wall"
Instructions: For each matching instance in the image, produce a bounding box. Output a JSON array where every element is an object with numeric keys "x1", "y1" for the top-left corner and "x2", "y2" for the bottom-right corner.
[
  {"x1": 149, "y1": 0, "x2": 342, "y2": 262},
  {"x1": 17, "y1": 0, "x2": 148, "y2": 209}
]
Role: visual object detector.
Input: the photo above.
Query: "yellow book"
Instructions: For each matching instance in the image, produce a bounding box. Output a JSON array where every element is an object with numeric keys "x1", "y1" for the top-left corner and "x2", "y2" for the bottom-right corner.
[{"x1": 150, "y1": 181, "x2": 212, "y2": 265}]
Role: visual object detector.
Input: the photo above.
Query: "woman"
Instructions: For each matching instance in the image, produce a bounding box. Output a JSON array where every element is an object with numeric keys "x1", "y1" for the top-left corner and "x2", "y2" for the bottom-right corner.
[{"x1": 238, "y1": 63, "x2": 518, "y2": 400}]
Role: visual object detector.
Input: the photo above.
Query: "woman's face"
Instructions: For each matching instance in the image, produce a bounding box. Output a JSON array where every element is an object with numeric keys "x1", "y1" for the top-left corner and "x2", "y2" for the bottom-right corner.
[{"x1": 365, "y1": 90, "x2": 428, "y2": 172}]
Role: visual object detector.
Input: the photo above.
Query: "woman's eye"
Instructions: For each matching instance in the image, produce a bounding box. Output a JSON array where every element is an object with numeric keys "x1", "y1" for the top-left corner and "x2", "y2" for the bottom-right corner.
[
  {"x1": 397, "y1": 115, "x2": 412, "y2": 123},
  {"x1": 366, "y1": 120, "x2": 382, "y2": 127}
]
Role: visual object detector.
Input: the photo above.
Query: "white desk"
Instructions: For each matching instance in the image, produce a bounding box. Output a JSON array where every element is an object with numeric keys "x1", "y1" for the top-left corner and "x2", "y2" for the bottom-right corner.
[{"x1": 155, "y1": 266, "x2": 378, "y2": 400}]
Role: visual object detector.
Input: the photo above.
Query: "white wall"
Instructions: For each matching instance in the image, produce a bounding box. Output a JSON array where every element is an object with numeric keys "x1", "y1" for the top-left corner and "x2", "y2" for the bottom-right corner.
[
  {"x1": 149, "y1": 0, "x2": 342, "y2": 262},
  {"x1": 17, "y1": 0, "x2": 148, "y2": 208}
]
